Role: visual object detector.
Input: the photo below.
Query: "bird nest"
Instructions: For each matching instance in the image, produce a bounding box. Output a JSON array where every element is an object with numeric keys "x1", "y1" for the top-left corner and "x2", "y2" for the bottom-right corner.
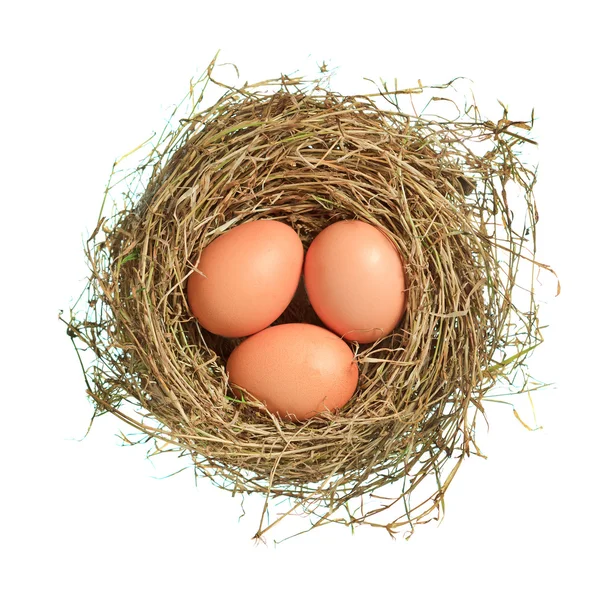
[{"x1": 64, "y1": 58, "x2": 549, "y2": 541}]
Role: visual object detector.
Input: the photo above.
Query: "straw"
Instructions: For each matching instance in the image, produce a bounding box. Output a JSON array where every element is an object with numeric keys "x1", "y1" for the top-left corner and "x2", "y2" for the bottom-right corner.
[{"x1": 63, "y1": 57, "x2": 550, "y2": 540}]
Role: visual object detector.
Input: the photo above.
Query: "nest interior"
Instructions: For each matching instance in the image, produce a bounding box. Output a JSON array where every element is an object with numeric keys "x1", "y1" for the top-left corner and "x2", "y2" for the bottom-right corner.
[{"x1": 66, "y1": 63, "x2": 542, "y2": 540}]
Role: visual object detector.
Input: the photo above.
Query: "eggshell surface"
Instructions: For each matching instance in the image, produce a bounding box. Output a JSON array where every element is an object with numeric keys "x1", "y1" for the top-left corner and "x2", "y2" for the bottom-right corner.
[
  {"x1": 226, "y1": 323, "x2": 359, "y2": 421},
  {"x1": 304, "y1": 220, "x2": 407, "y2": 343},
  {"x1": 187, "y1": 220, "x2": 304, "y2": 338}
]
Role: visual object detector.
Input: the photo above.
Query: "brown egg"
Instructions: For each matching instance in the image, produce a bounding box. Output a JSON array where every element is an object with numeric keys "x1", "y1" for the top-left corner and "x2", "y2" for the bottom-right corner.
[
  {"x1": 304, "y1": 220, "x2": 407, "y2": 343},
  {"x1": 187, "y1": 220, "x2": 304, "y2": 338},
  {"x1": 226, "y1": 323, "x2": 359, "y2": 421}
]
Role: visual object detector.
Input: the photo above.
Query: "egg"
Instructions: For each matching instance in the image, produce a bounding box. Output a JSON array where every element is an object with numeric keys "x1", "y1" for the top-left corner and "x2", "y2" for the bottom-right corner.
[
  {"x1": 187, "y1": 220, "x2": 304, "y2": 338},
  {"x1": 226, "y1": 323, "x2": 359, "y2": 421},
  {"x1": 304, "y1": 220, "x2": 407, "y2": 343}
]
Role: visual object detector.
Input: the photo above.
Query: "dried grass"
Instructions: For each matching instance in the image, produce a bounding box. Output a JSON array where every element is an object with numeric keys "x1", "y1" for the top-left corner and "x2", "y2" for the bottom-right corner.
[{"x1": 63, "y1": 56, "x2": 552, "y2": 541}]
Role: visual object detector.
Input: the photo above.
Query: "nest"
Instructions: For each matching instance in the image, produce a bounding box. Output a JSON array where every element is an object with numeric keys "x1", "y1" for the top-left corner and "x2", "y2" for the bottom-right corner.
[{"x1": 65, "y1": 58, "x2": 548, "y2": 540}]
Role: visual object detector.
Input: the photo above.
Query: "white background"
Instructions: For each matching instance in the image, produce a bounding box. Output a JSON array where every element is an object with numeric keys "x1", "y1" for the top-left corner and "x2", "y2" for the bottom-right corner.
[{"x1": 1, "y1": 1, "x2": 597, "y2": 598}]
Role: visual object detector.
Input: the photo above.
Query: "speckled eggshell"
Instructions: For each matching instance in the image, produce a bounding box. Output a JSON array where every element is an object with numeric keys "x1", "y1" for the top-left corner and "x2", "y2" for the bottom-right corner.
[
  {"x1": 226, "y1": 323, "x2": 359, "y2": 421},
  {"x1": 187, "y1": 220, "x2": 304, "y2": 338},
  {"x1": 304, "y1": 220, "x2": 407, "y2": 343}
]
